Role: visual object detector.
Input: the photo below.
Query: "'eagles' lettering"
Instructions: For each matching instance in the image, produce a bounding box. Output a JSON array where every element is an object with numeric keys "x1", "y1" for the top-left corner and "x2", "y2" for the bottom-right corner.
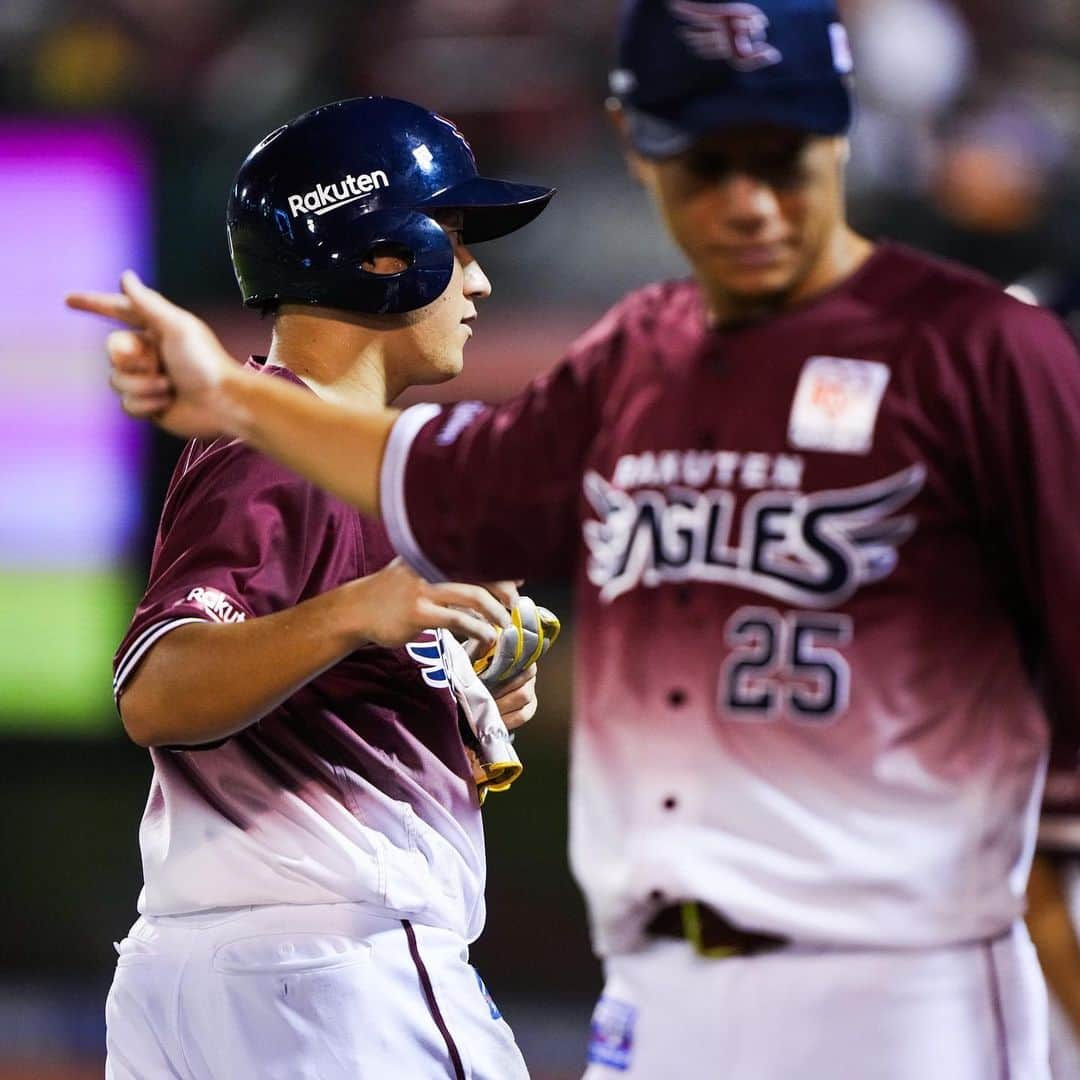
[{"x1": 584, "y1": 465, "x2": 926, "y2": 606}]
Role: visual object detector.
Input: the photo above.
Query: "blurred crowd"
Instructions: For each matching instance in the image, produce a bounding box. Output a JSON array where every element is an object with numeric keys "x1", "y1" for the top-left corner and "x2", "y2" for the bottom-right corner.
[{"x1": 2, "y1": 0, "x2": 1079, "y2": 312}]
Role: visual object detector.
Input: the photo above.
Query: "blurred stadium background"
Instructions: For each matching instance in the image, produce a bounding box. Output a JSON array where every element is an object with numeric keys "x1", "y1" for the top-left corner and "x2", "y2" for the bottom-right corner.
[{"x1": 1, "y1": 1, "x2": 1078, "y2": 1076}]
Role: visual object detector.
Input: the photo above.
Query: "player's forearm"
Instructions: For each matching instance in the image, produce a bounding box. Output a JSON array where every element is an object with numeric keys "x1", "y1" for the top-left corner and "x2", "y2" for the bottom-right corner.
[
  {"x1": 120, "y1": 581, "x2": 373, "y2": 747},
  {"x1": 1026, "y1": 853, "x2": 1080, "y2": 1031},
  {"x1": 218, "y1": 365, "x2": 395, "y2": 520}
]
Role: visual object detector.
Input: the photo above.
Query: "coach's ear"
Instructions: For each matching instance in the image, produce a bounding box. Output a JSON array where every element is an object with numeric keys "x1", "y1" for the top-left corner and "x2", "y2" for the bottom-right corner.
[{"x1": 605, "y1": 97, "x2": 651, "y2": 186}]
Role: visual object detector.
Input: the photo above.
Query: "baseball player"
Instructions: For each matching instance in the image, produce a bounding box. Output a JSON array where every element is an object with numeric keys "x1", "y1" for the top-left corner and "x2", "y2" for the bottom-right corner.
[
  {"x1": 70, "y1": 1, "x2": 1080, "y2": 1076},
  {"x1": 79, "y1": 98, "x2": 561, "y2": 1080}
]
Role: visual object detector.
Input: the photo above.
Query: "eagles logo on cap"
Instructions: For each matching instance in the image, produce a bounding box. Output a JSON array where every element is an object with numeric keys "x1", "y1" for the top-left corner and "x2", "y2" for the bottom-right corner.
[
  {"x1": 668, "y1": 1, "x2": 783, "y2": 71},
  {"x1": 611, "y1": 0, "x2": 855, "y2": 158}
]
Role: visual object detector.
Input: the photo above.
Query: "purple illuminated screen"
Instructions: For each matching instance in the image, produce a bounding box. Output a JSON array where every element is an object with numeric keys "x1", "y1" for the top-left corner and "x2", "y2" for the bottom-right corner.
[{"x1": 0, "y1": 123, "x2": 149, "y2": 568}]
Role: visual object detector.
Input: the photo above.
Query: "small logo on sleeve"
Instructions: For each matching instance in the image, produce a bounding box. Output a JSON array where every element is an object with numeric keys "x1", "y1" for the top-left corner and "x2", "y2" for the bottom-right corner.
[
  {"x1": 587, "y1": 996, "x2": 637, "y2": 1071},
  {"x1": 180, "y1": 587, "x2": 246, "y2": 623},
  {"x1": 788, "y1": 356, "x2": 891, "y2": 455}
]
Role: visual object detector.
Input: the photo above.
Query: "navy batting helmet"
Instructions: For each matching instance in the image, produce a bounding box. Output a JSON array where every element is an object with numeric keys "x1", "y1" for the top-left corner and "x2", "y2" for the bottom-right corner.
[{"x1": 226, "y1": 97, "x2": 555, "y2": 315}]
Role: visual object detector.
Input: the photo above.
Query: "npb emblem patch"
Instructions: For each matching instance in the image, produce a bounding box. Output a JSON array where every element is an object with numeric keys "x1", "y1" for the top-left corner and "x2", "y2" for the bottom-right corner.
[
  {"x1": 587, "y1": 997, "x2": 637, "y2": 1071},
  {"x1": 788, "y1": 356, "x2": 891, "y2": 455}
]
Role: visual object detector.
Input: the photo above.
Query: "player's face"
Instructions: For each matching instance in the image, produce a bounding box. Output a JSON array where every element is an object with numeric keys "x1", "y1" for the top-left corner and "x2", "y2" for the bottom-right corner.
[
  {"x1": 630, "y1": 128, "x2": 848, "y2": 317},
  {"x1": 382, "y1": 211, "x2": 491, "y2": 387}
]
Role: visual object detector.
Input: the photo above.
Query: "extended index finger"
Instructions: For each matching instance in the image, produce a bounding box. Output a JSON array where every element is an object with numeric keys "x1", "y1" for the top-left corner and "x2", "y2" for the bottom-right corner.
[{"x1": 65, "y1": 290, "x2": 144, "y2": 327}]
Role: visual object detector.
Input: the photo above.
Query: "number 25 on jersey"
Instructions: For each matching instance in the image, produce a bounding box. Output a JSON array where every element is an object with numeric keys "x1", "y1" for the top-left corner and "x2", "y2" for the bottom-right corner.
[{"x1": 718, "y1": 606, "x2": 853, "y2": 723}]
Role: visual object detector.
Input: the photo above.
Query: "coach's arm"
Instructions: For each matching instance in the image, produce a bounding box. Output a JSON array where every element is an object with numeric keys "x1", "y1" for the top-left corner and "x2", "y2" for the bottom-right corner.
[{"x1": 68, "y1": 272, "x2": 396, "y2": 520}]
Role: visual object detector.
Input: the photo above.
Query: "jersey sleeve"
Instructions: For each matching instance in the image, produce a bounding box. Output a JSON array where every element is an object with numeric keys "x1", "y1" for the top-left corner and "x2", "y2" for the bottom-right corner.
[
  {"x1": 954, "y1": 297, "x2": 1080, "y2": 741},
  {"x1": 380, "y1": 302, "x2": 627, "y2": 583},
  {"x1": 113, "y1": 439, "x2": 351, "y2": 701}
]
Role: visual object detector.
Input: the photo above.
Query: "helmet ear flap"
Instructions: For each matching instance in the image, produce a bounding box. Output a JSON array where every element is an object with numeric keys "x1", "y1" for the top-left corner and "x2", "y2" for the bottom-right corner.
[
  {"x1": 233, "y1": 208, "x2": 456, "y2": 316},
  {"x1": 339, "y1": 208, "x2": 455, "y2": 314}
]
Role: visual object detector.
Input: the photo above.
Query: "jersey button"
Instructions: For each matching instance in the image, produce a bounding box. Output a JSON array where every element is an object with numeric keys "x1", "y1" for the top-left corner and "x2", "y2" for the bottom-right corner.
[{"x1": 667, "y1": 688, "x2": 687, "y2": 707}]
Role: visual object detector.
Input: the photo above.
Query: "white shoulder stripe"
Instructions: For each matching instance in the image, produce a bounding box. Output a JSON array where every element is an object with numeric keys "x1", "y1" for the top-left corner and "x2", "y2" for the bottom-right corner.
[
  {"x1": 380, "y1": 403, "x2": 450, "y2": 583},
  {"x1": 113, "y1": 618, "x2": 182, "y2": 688},
  {"x1": 113, "y1": 617, "x2": 207, "y2": 700}
]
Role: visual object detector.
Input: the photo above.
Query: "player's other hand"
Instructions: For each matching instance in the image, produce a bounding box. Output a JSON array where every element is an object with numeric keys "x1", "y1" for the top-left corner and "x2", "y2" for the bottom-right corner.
[
  {"x1": 351, "y1": 558, "x2": 510, "y2": 650},
  {"x1": 491, "y1": 665, "x2": 538, "y2": 731},
  {"x1": 65, "y1": 270, "x2": 235, "y2": 439}
]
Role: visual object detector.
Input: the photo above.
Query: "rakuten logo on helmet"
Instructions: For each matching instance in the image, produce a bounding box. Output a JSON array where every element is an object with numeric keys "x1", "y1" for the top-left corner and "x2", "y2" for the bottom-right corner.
[{"x1": 287, "y1": 170, "x2": 390, "y2": 217}]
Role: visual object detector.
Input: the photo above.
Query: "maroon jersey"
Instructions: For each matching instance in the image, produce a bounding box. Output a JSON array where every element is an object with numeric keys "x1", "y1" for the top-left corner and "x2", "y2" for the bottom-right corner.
[
  {"x1": 380, "y1": 243, "x2": 1080, "y2": 954},
  {"x1": 115, "y1": 361, "x2": 487, "y2": 938}
]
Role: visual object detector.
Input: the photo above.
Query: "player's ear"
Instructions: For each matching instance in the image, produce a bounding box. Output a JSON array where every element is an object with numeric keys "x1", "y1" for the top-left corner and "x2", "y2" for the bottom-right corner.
[{"x1": 605, "y1": 98, "x2": 651, "y2": 187}]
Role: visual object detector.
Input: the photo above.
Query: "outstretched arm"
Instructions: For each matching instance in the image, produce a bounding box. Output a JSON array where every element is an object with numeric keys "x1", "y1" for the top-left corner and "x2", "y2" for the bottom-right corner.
[
  {"x1": 70, "y1": 267, "x2": 614, "y2": 585},
  {"x1": 66, "y1": 271, "x2": 394, "y2": 519}
]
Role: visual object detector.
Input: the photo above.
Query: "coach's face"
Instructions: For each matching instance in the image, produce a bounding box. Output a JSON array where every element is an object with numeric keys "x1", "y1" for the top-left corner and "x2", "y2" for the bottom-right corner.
[{"x1": 626, "y1": 125, "x2": 848, "y2": 316}]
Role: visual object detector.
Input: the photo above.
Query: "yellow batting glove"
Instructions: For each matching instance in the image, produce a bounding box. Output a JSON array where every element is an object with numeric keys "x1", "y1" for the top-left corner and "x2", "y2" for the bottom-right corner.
[{"x1": 472, "y1": 596, "x2": 561, "y2": 688}]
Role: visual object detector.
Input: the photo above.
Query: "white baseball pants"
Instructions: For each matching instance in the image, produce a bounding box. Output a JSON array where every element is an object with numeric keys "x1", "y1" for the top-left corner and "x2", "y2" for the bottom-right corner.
[
  {"x1": 104, "y1": 901, "x2": 528, "y2": 1079},
  {"x1": 584, "y1": 922, "x2": 1048, "y2": 1079}
]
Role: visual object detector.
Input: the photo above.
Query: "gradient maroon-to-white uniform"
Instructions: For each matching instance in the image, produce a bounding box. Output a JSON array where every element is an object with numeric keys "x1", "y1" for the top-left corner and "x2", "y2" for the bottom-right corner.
[
  {"x1": 380, "y1": 243, "x2": 1080, "y2": 1076},
  {"x1": 113, "y1": 361, "x2": 488, "y2": 939},
  {"x1": 106, "y1": 361, "x2": 527, "y2": 1080}
]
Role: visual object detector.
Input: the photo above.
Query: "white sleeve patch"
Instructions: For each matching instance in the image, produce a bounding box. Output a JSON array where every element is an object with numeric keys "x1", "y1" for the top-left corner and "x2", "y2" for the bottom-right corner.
[{"x1": 380, "y1": 403, "x2": 450, "y2": 584}]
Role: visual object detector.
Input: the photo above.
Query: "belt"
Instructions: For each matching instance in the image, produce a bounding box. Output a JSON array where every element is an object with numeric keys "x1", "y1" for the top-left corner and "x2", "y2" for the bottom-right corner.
[{"x1": 646, "y1": 902, "x2": 789, "y2": 958}]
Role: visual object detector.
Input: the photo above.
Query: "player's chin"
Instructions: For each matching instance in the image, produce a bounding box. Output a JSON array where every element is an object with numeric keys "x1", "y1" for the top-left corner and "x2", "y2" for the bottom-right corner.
[{"x1": 415, "y1": 348, "x2": 465, "y2": 385}]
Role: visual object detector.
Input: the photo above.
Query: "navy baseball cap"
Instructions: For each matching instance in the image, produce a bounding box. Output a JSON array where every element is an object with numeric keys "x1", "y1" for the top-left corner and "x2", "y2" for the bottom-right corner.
[{"x1": 611, "y1": 0, "x2": 855, "y2": 158}]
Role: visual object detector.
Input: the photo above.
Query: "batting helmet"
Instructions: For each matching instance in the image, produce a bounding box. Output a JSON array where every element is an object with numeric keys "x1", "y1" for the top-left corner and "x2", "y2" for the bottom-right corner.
[{"x1": 226, "y1": 97, "x2": 555, "y2": 315}]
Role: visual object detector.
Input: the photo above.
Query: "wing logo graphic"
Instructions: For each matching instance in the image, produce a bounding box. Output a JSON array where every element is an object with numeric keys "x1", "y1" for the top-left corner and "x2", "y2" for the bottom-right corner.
[
  {"x1": 406, "y1": 633, "x2": 450, "y2": 688},
  {"x1": 668, "y1": 1, "x2": 783, "y2": 70},
  {"x1": 583, "y1": 464, "x2": 926, "y2": 606}
]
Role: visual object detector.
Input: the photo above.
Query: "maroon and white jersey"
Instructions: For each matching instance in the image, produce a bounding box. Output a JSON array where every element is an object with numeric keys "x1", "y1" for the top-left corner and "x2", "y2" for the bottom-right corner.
[
  {"x1": 381, "y1": 243, "x2": 1080, "y2": 955},
  {"x1": 115, "y1": 362, "x2": 488, "y2": 940}
]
